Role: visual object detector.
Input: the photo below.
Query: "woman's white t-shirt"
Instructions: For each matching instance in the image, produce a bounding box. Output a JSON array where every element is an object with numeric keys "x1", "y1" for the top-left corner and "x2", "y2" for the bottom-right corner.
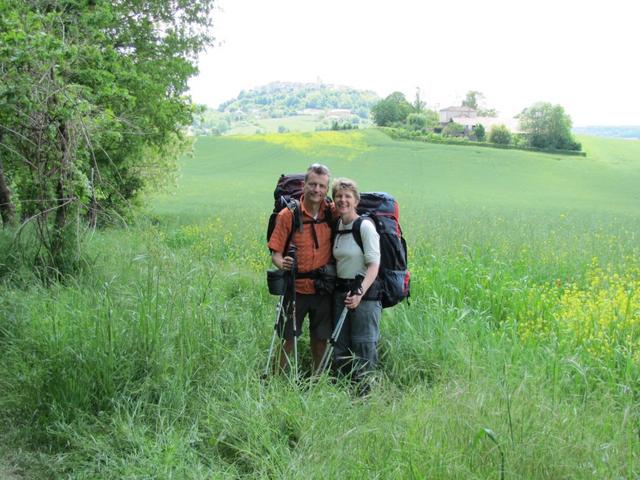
[{"x1": 333, "y1": 217, "x2": 380, "y2": 279}]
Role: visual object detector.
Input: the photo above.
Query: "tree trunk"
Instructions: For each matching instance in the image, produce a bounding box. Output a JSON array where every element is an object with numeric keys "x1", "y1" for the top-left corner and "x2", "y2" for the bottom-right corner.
[
  {"x1": 0, "y1": 138, "x2": 17, "y2": 226},
  {"x1": 53, "y1": 121, "x2": 70, "y2": 253}
]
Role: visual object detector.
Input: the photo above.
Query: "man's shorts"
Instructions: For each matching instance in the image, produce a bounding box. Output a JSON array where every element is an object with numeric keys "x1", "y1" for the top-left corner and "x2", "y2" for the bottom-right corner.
[{"x1": 278, "y1": 293, "x2": 333, "y2": 340}]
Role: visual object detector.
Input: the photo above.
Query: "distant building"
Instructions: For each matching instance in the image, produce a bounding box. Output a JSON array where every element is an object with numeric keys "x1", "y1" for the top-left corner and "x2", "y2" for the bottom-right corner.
[
  {"x1": 439, "y1": 106, "x2": 477, "y2": 123},
  {"x1": 326, "y1": 109, "x2": 353, "y2": 120},
  {"x1": 297, "y1": 108, "x2": 324, "y2": 116},
  {"x1": 439, "y1": 106, "x2": 521, "y2": 133}
]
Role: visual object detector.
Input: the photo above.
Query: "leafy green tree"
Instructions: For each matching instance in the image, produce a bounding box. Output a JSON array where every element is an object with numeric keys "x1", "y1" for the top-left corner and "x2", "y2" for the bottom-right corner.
[
  {"x1": 518, "y1": 102, "x2": 580, "y2": 150},
  {"x1": 423, "y1": 109, "x2": 440, "y2": 129},
  {"x1": 0, "y1": 0, "x2": 215, "y2": 275},
  {"x1": 462, "y1": 90, "x2": 483, "y2": 110},
  {"x1": 371, "y1": 92, "x2": 413, "y2": 126},
  {"x1": 489, "y1": 125, "x2": 512, "y2": 145},
  {"x1": 407, "y1": 113, "x2": 427, "y2": 131},
  {"x1": 473, "y1": 124, "x2": 486, "y2": 141}
]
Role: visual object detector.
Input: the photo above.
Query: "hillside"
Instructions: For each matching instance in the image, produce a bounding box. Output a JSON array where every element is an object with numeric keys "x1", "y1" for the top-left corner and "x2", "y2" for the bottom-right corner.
[
  {"x1": 192, "y1": 82, "x2": 379, "y2": 135},
  {"x1": 218, "y1": 82, "x2": 379, "y2": 119},
  {"x1": 159, "y1": 130, "x2": 640, "y2": 222}
]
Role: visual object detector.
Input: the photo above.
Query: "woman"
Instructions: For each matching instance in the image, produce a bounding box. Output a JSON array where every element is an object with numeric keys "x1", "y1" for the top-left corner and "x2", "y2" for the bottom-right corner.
[{"x1": 331, "y1": 178, "x2": 381, "y2": 383}]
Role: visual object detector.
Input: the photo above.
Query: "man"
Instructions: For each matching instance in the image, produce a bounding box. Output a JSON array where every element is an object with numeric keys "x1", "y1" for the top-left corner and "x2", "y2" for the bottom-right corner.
[{"x1": 268, "y1": 163, "x2": 333, "y2": 371}]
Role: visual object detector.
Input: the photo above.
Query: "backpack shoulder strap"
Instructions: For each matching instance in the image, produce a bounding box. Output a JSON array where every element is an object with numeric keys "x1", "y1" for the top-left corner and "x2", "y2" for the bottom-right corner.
[
  {"x1": 284, "y1": 199, "x2": 302, "y2": 253},
  {"x1": 286, "y1": 199, "x2": 302, "y2": 232},
  {"x1": 352, "y1": 216, "x2": 365, "y2": 253}
]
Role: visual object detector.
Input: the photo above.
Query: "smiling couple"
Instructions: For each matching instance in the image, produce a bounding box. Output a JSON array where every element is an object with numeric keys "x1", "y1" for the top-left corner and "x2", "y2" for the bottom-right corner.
[{"x1": 267, "y1": 163, "x2": 381, "y2": 383}]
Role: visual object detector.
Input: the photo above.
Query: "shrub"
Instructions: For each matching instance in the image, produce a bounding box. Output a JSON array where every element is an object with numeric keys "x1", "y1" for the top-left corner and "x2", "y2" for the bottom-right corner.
[
  {"x1": 489, "y1": 124, "x2": 512, "y2": 145},
  {"x1": 407, "y1": 113, "x2": 427, "y2": 131},
  {"x1": 442, "y1": 122, "x2": 465, "y2": 137},
  {"x1": 473, "y1": 124, "x2": 486, "y2": 141}
]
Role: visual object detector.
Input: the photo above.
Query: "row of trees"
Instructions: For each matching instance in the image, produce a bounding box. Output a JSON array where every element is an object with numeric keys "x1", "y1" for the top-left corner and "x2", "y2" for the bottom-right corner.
[
  {"x1": 370, "y1": 90, "x2": 581, "y2": 151},
  {"x1": 0, "y1": 0, "x2": 215, "y2": 276}
]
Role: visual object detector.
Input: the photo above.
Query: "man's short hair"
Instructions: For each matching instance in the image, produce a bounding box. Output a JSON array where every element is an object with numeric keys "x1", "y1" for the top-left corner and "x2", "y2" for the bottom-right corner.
[{"x1": 305, "y1": 163, "x2": 331, "y2": 182}]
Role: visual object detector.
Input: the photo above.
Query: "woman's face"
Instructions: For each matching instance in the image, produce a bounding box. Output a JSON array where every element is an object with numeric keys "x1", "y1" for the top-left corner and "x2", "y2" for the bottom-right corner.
[{"x1": 334, "y1": 188, "x2": 358, "y2": 218}]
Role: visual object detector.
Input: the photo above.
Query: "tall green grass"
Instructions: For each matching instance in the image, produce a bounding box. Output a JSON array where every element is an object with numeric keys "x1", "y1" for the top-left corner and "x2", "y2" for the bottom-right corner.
[{"x1": 1, "y1": 130, "x2": 639, "y2": 478}]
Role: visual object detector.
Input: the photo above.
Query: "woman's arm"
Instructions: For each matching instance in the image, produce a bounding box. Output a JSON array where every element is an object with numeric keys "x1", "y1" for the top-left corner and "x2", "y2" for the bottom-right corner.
[{"x1": 344, "y1": 261, "x2": 379, "y2": 309}]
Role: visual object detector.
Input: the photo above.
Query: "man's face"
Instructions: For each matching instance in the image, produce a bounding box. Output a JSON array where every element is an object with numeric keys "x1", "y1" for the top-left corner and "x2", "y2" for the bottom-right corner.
[{"x1": 303, "y1": 172, "x2": 329, "y2": 206}]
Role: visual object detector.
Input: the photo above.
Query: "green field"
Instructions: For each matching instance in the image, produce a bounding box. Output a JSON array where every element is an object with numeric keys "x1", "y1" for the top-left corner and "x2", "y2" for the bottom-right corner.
[{"x1": 1, "y1": 129, "x2": 639, "y2": 478}]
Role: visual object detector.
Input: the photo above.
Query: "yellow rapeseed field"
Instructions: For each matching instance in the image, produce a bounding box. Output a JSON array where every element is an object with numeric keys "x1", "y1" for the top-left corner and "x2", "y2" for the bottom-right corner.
[
  {"x1": 519, "y1": 258, "x2": 640, "y2": 363},
  {"x1": 239, "y1": 130, "x2": 371, "y2": 160}
]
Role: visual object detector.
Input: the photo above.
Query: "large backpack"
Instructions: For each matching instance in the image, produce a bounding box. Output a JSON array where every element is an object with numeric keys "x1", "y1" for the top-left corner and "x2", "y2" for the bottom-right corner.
[
  {"x1": 335, "y1": 192, "x2": 410, "y2": 308},
  {"x1": 266, "y1": 173, "x2": 332, "y2": 252}
]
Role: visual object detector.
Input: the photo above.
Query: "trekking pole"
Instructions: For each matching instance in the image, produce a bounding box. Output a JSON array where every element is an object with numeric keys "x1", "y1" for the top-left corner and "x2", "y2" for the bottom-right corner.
[
  {"x1": 263, "y1": 288, "x2": 288, "y2": 378},
  {"x1": 316, "y1": 274, "x2": 364, "y2": 375},
  {"x1": 287, "y1": 245, "x2": 298, "y2": 378}
]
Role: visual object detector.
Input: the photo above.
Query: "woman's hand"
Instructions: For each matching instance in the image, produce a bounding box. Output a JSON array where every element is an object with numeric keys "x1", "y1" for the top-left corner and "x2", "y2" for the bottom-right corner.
[{"x1": 345, "y1": 292, "x2": 363, "y2": 310}]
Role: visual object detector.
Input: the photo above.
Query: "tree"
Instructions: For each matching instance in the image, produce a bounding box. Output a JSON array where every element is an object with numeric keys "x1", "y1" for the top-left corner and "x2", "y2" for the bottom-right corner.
[
  {"x1": 462, "y1": 90, "x2": 483, "y2": 110},
  {"x1": 489, "y1": 125, "x2": 512, "y2": 145},
  {"x1": 473, "y1": 124, "x2": 486, "y2": 141},
  {"x1": 407, "y1": 113, "x2": 427, "y2": 131},
  {"x1": 0, "y1": 0, "x2": 215, "y2": 275},
  {"x1": 463, "y1": 90, "x2": 497, "y2": 117},
  {"x1": 518, "y1": 102, "x2": 580, "y2": 150},
  {"x1": 371, "y1": 92, "x2": 413, "y2": 126},
  {"x1": 413, "y1": 87, "x2": 425, "y2": 113}
]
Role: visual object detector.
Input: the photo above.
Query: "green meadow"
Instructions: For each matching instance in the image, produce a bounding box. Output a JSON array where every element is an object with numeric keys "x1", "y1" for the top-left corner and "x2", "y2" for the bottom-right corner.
[{"x1": 1, "y1": 129, "x2": 639, "y2": 478}]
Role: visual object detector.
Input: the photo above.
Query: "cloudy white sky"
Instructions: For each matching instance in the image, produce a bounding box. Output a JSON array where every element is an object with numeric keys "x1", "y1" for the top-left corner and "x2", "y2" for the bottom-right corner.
[{"x1": 189, "y1": 0, "x2": 640, "y2": 127}]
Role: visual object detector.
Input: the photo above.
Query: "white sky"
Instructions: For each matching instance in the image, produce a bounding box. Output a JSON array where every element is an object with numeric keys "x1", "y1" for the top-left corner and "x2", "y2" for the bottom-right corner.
[{"x1": 189, "y1": 0, "x2": 640, "y2": 127}]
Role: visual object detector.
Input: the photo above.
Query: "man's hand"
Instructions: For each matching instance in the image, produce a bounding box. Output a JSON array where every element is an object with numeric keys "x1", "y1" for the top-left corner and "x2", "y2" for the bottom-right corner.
[{"x1": 280, "y1": 255, "x2": 295, "y2": 270}]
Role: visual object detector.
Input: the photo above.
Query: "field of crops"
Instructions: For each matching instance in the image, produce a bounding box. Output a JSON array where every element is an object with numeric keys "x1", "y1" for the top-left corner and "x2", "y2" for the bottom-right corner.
[{"x1": 1, "y1": 129, "x2": 639, "y2": 478}]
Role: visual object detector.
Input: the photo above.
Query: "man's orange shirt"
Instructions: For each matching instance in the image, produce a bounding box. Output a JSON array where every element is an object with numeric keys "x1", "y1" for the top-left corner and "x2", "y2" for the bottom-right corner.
[{"x1": 268, "y1": 197, "x2": 333, "y2": 294}]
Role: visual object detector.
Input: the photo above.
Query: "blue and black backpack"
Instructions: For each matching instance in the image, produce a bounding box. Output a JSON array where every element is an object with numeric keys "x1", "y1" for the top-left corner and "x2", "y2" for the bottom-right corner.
[{"x1": 335, "y1": 192, "x2": 410, "y2": 308}]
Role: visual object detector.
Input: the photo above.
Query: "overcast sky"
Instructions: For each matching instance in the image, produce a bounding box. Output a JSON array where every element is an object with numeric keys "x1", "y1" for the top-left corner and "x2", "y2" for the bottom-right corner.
[{"x1": 188, "y1": 0, "x2": 640, "y2": 127}]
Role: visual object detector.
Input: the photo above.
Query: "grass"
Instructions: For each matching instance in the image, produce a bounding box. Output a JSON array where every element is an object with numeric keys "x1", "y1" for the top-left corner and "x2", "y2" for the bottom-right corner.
[{"x1": 1, "y1": 129, "x2": 639, "y2": 478}]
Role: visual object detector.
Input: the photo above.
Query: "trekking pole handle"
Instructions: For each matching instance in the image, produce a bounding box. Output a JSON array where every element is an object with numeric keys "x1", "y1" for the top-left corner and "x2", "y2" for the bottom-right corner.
[
  {"x1": 286, "y1": 244, "x2": 297, "y2": 271},
  {"x1": 349, "y1": 274, "x2": 365, "y2": 296}
]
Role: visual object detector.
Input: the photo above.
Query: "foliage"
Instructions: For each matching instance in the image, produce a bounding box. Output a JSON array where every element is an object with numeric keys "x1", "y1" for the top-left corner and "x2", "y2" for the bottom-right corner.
[
  {"x1": 519, "y1": 102, "x2": 581, "y2": 151},
  {"x1": 462, "y1": 90, "x2": 483, "y2": 110},
  {"x1": 462, "y1": 90, "x2": 497, "y2": 117},
  {"x1": 192, "y1": 107, "x2": 231, "y2": 136},
  {"x1": 442, "y1": 121, "x2": 465, "y2": 137},
  {"x1": 371, "y1": 92, "x2": 413, "y2": 126},
  {"x1": 473, "y1": 124, "x2": 486, "y2": 141},
  {"x1": 218, "y1": 82, "x2": 379, "y2": 119},
  {"x1": 330, "y1": 121, "x2": 357, "y2": 131},
  {"x1": 489, "y1": 124, "x2": 513, "y2": 145},
  {"x1": 0, "y1": 0, "x2": 214, "y2": 275},
  {"x1": 406, "y1": 113, "x2": 427, "y2": 131},
  {"x1": 382, "y1": 128, "x2": 587, "y2": 156},
  {"x1": 478, "y1": 108, "x2": 498, "y2": 117}
]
